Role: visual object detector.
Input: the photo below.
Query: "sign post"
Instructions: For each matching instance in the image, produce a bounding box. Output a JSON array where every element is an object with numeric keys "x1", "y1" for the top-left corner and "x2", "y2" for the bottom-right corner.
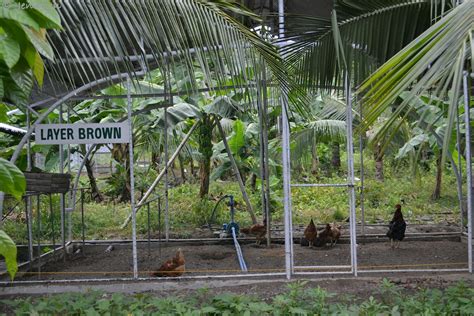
[{"x1": 35, "y1": 122, "x2": 130, "y2": 145}]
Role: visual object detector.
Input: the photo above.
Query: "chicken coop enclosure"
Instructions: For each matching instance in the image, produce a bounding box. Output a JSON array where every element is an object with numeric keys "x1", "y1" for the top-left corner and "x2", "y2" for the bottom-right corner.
[
  {"x1": 0, "y1": 0, "x2": 473, "y2": 285},
  {"x1": 1, "y1": 70, "x2": 472, "y2": 284}
]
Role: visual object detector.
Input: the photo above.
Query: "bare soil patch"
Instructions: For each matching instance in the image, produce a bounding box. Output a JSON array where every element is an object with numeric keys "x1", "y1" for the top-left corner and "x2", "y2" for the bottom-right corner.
[{"x1": 10, "y1": 239, "x2": 468, "y2": 281}]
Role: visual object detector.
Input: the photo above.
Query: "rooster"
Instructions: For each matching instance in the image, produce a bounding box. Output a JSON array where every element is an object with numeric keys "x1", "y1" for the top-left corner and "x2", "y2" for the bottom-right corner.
[
  {"x1": 152, "y1": 249, "x2": 185, "y2": 277},
  {"x1": 386, "y1": 204, "x2": 406, "y2": 249},
  {"x1": 240, "y1": 222, "x2": 266, "y2": 245},
  {"x1": 303, "y1": 219, "x2": 318, "y2": 248}
]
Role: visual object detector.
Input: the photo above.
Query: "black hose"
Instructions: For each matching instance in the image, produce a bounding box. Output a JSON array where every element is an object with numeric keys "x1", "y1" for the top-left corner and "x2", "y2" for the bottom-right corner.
[{"x1": 207, "y1": 195, "x2": 233, "y2": 232}]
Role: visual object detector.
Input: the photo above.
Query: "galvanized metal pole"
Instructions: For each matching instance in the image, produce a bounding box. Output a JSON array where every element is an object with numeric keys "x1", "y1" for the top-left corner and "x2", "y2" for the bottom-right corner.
[
  {"x1": 359, "y1": 99, "x2": 366, "y2": 236},
  {"x1": 126, "y1": 77, "x2": 139, "y2": 279},
  {"x1": 164, "y1": 70, "x2": 170, "y2": 242},
  {"x1": 279, "y1": 0, "x2": 293, "y2": 279},
  {"x1": 281, "y1": 99, "x2": 294, "y2": 280},
  {"x1": 81, "y1": 189, "x2": 85, "y2": 254},
  {"x1": 26, "y1": 110, "x2": 34, "y2": 268},
  {"x1": 463, "y1": 71, "x2": 472, "y2": 273},
  {"x1": 59, "y1": 106, "x2": 66, "y2": 261},
  {"x1": 49, "y1": 194, "x2": 55, "y2": 257},
  {"x1": 346, "y1": 73, "x2": 358, "y2": 276},
  {"x1": 36, "y1": 194, "x2": 41, "y2": 277},
  {"x1": 262, "y1": 70, "x2": 271, "y2": 246},
  {"x1": 66, "y1": 107, "x2": 72, "y2": 243},
  {"x1": 456, "y1": 101, "x2": 464, "y2": 232}
]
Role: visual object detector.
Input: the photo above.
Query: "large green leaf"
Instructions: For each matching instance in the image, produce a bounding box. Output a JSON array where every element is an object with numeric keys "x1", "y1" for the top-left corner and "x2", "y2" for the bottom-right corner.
[
  {"x1": 29, "y1": 0, "x2": 62, "y2": 29},
  {"x1": 0, "y1": 157, "x2": 26, "y2": 201},
  {"x1": 22, "y1": 26, "x2": 54, "y2": 60},
  {"x1": 0, "y1": 34, "x2": 21, "y2": 68},
  {"x1": 0, "y1": 230, "x2": 18, "y2": 280},
  {"x1": 228, "y1": 119, "x2": 245, "y2": 154},
  {"x1": 0, "y1": 230, "x2": 18, "y2": 281}
]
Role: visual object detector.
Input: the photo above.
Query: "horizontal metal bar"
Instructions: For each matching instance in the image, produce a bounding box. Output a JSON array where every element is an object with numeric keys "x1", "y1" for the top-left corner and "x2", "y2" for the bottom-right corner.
[
  {"x1": 291, "y1": 183, "x2": 355, "y2": 188},
  {"x1": 294, "y1": 265, "x2": 352, "y2": 270},
  {"x1": 0, "y1": 272, "x2": 287, "y2": 286},
  {"x1": 293, "y1": 271, "x2": 352, "y2": 275},
  {"x1": 358, "y1": 268, "x2": 469, "y2": 274}
]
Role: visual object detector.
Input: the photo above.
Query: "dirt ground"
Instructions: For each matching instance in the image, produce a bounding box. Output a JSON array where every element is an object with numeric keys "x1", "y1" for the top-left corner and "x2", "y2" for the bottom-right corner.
[{"x1": 10, "y1": 238, "x2": 468, "y2": 281}]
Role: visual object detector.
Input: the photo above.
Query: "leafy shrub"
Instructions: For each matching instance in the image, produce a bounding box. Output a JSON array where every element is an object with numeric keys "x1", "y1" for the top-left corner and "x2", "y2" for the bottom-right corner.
[{"x1": 2, "y1": 281, "x2": 474, "y2": 315}]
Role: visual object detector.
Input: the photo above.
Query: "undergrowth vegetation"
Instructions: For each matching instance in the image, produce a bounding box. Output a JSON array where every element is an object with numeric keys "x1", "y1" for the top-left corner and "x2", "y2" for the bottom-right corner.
[
  {"x1": 2, "y1": 280, "x2": 473, "y2": 315},
  {"x1": 2, "y1": 161, "x2": 462, "y2": 243}
]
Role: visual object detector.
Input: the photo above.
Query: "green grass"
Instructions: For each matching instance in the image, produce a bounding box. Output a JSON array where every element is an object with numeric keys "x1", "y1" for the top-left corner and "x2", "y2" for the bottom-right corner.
[{"x1": 2, "y1": 280, "x2": 473, "y2": 315}]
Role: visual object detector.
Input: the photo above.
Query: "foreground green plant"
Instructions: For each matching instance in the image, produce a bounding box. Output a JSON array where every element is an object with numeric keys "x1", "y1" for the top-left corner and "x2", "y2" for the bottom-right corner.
[{"x1": 2, "y1": 281, "x2": 474, "y2": 315}]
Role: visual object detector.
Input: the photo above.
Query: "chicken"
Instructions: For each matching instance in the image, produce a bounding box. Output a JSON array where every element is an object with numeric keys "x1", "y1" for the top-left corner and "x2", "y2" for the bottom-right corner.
[
  {"x1": 315, "y1": 224, "x2": 332, "y2": 247},
  {"x1": 152, "y1": 248, "x2": 185, "y2": 277},
  {"x1": 386, "y1": 204, "x2": 406, "y2": 249},
  {"x1": 329, "y1": 223, "x2": 341, "y2": 247},
  {"x1": 303, "y1": 219, "x2": 317, "y2": 248},
  {"x1": 240, "y1": 223, "x2": 266, "y2": 245}
]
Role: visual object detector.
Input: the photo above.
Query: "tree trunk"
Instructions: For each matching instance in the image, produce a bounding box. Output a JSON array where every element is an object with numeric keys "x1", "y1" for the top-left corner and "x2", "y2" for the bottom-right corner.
[
  {"x1": 190, "y1": 159, "x2": 195, "y2": 178},
  {"x1": 198, "y1": 115, "x2": 214, "y2": 198},
  {"x1": 374, "y1": 143, "x2": 384, "y2": 182},
  {"x1": 84, "y1": 155, "x2": 104, "y2": 203},
  {"x1": 178, "y1": 153, "x2": 186, "y2": 184},
  {"x1": 112, "y1": 144, "x2": 131, "y2": 202},
  {"x1": 431, "y1": 150, "x2": 443, "y2": 200},
  {"x1": 311, "y1": 142, "x2": 319, "y2": 175},
  {"x1": 331, "y1": 142, "x2": 341, "y2": 171},
  {"x1": 250, "y1": 173, "x2": 257, "y2": 193}
]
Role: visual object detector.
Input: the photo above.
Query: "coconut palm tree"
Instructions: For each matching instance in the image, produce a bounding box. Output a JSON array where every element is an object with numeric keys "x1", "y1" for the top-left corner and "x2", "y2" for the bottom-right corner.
[{"x1": 357, "y1": 1, "x2": 473, "y2": 157}]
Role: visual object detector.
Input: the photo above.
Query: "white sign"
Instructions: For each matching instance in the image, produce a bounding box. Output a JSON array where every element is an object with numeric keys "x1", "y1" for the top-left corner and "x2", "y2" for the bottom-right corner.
[{"x1": 35, "y1": 123, "x2": 130, "y2": 145}]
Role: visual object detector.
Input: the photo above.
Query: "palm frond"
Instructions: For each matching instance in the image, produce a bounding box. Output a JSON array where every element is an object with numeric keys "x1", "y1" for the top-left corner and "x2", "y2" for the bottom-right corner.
[
  {"x1": 283, "y1": 0, "x2": 434, "y2": 90},
  {"x1": 44, "y1": 0, "x2": 304, "y2": 109},
  {"x1": 358, "y1": 1, "x2": 473, "y2": 157}
]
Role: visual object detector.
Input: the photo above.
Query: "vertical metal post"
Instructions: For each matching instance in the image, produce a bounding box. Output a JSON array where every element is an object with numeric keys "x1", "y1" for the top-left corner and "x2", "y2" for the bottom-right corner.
[
  {"x1": 81, "y1": 189, "x2": 85, "y2": 254},
  {"x1": 49, "y1": 194, "x2": 55, "y2": 257},
  {"x1": 36, "y1": 194, "x2": 41, "y2": 277},
  {"x1": 456, "y1": 101, "x2": 464, "y2": 232},
  {"x1": 164, "y1": 70, "x2": 170, "y2": 242},
  {"x1": 59, "y1": 106, "x2": 66, "y2": 262},
  {"x1": 261, "y1": 63, "x2": 271, "y2": 246},
  {"x1": 126, "y1": 76, "x2": 139, "y2": 279},
  {"x1": 279, "y1": 0, "x2": 293, "y2": 279},
  {"x1": 463, "y1": 71, "x2": 472, "y2": 273},
  {"x1": 25, "y1": 196, "x2": 34, "y2": 272},
  {"x1": 158, "y1": 197, "x2": 162, "y2": 259},
  {"x1": 61, "y1": 193, "x2": 66, "y2": 261},
  {"x1": 346, "y1": 73, "x2": 358, "y2": 276},
  {"x1": 67, "y1": 107, "x2": 72, "y2": 243},
  {"x1": 26, "y1": 110, "x2": 34, "y2": 270},
  {"x1": 147, "y1": 202, "x2": 151, "y2": 257},
  {"x1": 359, "y1": 99, "x2": 366, "y2": 236}
]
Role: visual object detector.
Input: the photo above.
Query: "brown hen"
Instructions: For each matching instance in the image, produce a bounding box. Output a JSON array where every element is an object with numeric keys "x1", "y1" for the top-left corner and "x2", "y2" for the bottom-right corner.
[
  {"x1": 240, "y1": 223, "x2": 266, "y2": 245},
  {"x1": 304, "y1": 219, "x2": 317, "y2": 248},
  {"x1": 152, "y1": 248, "x2": 185, "y2": 277},
  {"x1": 329, "y1": 223, "x2": 341, "y2": 247}
]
